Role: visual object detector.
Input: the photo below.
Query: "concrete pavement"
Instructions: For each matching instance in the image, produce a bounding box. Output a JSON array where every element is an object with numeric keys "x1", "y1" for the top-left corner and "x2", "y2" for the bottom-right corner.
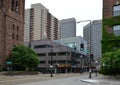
[
  {"x1": 80, "y1": 74, "x2": 120, "y2": 85},
  {"x1": 0, "y1": 73, "x2": 84, "y2": 85},
  {"x1": 0, "y1": 72, "x2": 120, "y2": 85}
]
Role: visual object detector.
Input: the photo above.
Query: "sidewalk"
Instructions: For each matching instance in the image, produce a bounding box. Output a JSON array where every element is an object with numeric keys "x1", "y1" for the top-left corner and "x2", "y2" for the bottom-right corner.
[
  {"x1": 80, "y1": 73, "x2": 120, "y2": 85},
  {"x1": 0, "y1": 73, "x2": 83, "y2": 85}
]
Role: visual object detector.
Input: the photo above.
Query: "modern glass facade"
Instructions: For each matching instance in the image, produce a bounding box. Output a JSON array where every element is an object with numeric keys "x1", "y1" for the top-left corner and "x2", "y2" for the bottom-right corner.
[{"x1": 65, "y1": 42, "x2": 76, "y2": 50}]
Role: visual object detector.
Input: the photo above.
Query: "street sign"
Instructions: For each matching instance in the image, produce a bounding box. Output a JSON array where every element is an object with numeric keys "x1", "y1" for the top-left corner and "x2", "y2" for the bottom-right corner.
[{"x1": 6, "y1": 61, "x2": 12, "y2": 65}]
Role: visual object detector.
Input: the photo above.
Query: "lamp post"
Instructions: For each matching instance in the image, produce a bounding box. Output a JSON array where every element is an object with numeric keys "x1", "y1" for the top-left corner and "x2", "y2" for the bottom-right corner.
[
  {"x1": 80, "y1": 55, "x2": 83, "y2": 73},
  {"x1": 56, "y1": 63, "x2": 59, "y2": 74},
  {"x1": 50, "y1": 44, "x2": 53, "y2": 77},
  {"x1": 77, "y1": 20, "x2": 92, "y2": 78},
  {"x1": 95, "y1": 60, "x2": 98, "y2": 76}
]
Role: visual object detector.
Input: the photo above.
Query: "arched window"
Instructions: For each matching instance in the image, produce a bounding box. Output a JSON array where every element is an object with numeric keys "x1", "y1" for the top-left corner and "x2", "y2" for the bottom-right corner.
[
  {"x1": 15, "y1": 0, "x2": 19, "y2": 12},
  {"x1": 11, "y1": 0, "x2": 19, "y2": 12},
  {"x1": 11, "y1": 0, "x2": 15, "y2": 11}
]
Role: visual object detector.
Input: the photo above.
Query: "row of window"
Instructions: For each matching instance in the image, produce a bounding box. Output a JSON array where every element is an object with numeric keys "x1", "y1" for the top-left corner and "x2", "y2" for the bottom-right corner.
[
  {"x1": 38, "y1": 52, "x2": 70, "y2": 56},
  {"x1": 13, "y1": 24, "x2": 19, "y2": 31},
  {"x1": 40, "y1": 60, "x2": 71, "y2": 64},
  {"x1": 113, "y1": 5, "x2": 120, "y2": 36},
  {"x1": 12, "y1": 33, "x2": 19, "y2": 40},
  {"x1": 65, "y1": 42, "x2": 76, "y2": 50},
  {"x1": 34, "y1": 44, "x2": 51, "y2": 49},
  {"x1": 12, "y1": 24, "x2": 19, "y2": 40},
  {"x1": 0, "y1": 0, "x2": 19, "y2": 12}
]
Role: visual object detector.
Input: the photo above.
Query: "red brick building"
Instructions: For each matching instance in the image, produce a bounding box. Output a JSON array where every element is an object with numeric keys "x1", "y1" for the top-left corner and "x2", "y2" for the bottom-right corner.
[
  {"x1": 0, "y1": 0, "x2": 25, "y2": 66},
  {"x1": 103, "y1": 0, "x2": 120, "y2": 33},
  {"x1": 102, "y1": 0, "x2": 120, "y2": 54}
]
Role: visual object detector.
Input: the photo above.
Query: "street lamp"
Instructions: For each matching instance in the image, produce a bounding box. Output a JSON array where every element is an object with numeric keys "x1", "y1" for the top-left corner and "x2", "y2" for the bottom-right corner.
[
  {"x1": 95, "y1": 61, "x2": 98, "y2": 76},
  {"x1": 56, "y1": 63, "x2": 59, "y2": 74},
  {"x1": 50, "y1": 44, "x2": 53, "y2": 77},
  {"x1": 80, "y1": 55, "x2": 83, "y2": 74},
  {"x1": 77, "y1": 20, "x2": 92, "y2": 78}
]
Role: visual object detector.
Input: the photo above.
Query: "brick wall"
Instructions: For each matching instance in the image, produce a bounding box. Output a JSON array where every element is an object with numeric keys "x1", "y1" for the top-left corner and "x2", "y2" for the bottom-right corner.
[
  {"x1": 0, "y1": 0, "x2": 25, "y2": 65},
  {"x1": 103, "y1": 0, "x2": 120, "y2": 18}
]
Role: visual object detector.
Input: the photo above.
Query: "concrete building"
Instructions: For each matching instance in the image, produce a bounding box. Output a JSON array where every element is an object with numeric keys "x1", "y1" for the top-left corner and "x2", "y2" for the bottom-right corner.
[
  {"x1": 24, "y1": 3, "x2": 60, "y2": 42},
  {"x1": 0, "y1": 0, "x2": 25, "y2": 65},
  {"x1": 60, "y1": 18, "x2": 76, "y2": 38},
  {"x1": 83, "y1": 20, "x2": 102, "y2": 61},
  {"x1": 54, "y1": 36, "x2": 87, "y2": 55},
  {"x1": 25, "y1": 40, "x2": 88, "y2": 73}
]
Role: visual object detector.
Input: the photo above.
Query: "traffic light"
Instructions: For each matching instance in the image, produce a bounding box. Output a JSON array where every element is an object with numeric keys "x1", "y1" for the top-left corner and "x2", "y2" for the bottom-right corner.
[
  {"x1": 90, "y1": 54, "x2": 94, "y2": 61},
  {"x1": 80, "y1": 43, "x2": 84, "y2": 51}
]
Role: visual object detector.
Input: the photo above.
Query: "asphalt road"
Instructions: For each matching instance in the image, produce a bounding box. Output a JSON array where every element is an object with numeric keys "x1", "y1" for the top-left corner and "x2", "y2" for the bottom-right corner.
[
  {"x1": 17, "y1": 74, "x2": 120, "y2": 85},
  {"x1": 1, "y1": 73, "x2": 119, "y2": 85},
  {"x1": 17, "y1": 76, "x2": 85, "y2": 85}
]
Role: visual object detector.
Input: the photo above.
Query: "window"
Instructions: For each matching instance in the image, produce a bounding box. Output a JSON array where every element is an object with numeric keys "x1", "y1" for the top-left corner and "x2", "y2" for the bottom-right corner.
[
  {"x1": 34, "y1": 44, "x2": 50, "y2": 49},
  {"x1": 0, "y1": 0, "x2": 3, "y2": 7},
  {"x1": 113, "y1": 5, "x2": 120, "y2": 16},
  {"x1": 16, "y1": 34, "x2": 18, "y2": 40},
  {"x1": 17, "y1": 26, "x2": 19, "y2": 32},
  {"x1": 12, "y1": 24, "x2": 15, "y2": 30},
  {"x1": 12, "y1": 33, "x2": 14, "y2": 39},
  {"x1": 48, "y1": 53, "x2": 56, "y2": 56},
  {"x1": 11, "y1": 0, "x2": 15, "y2": 11},
  {"x1": 40, "y1": 61, "x2": 45, "y2": 64},
  {"x1": 58, "y1": 52, "x2": 66, "y2": 56},
  {"x1": 113, "y1": 25, "x2": 120, "y2": 36},
  {"x1": 65, "y1": 42, "x2": 76, "y2": 50},
  {"x1": 11, "y1": 0, "x2": 19, "y2": 12},
  {"x1": 15, "y1": 0, "x2": 19, "y2": 12},
  {"x1": 38, "y1": 53, "x2": 46, "y2": 56}
]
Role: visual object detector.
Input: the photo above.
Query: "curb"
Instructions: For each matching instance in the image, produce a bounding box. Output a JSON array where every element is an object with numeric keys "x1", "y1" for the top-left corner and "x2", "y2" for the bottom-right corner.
[{"x1": 80, "y1": 78, "x2": 120, "y2": 85}]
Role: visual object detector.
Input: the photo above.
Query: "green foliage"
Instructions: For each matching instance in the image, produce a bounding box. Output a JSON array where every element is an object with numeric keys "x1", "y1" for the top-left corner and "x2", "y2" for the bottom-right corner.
[
  {"x1": 100, "y1": 49, "x2": 120, "y2": 75},
  {"x1": 8, "y1": 45, "x2": 39, "y2": 71},
  {"x1": 103, "y1": 16, "x2": 120, "y2": 27},
  {"x1": 102, "y1": 16, "x2": 120, "y2": 54},
  {"x1": 101, "y1": 16, "x2": 120, "y2": 75}
]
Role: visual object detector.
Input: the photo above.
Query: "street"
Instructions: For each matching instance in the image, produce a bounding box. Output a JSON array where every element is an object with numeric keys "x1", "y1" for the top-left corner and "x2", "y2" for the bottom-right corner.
[
  {"x1": 17, "y1": 73, "x2": 120, "y2": 85},
  {"x1": 0, "y1": 73, "x2": 120, "y2": 85},
  {"x1": 18, "y1": 76, "x2": 82, "y2": 85}
]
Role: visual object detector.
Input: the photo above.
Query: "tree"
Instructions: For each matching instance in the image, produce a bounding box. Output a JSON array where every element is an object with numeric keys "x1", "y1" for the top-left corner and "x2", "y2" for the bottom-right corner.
[
  {"x1": 100, "y1": 49, "x2": 120, "y2": 75},
  {"x1": 8, "y1": 45, "x2": 39, "y2": 71}
]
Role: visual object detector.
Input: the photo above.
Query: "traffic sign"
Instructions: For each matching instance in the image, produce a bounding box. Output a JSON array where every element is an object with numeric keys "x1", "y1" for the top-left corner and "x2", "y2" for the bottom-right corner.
[{"x1": 6, "y1": 61, "x2": 12, "y2": 65}]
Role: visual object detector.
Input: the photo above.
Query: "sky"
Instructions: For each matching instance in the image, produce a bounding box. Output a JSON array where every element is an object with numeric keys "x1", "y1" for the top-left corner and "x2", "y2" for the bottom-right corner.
[{"x1": 25, "y1": 0, "x2": 103, "y2": 36}]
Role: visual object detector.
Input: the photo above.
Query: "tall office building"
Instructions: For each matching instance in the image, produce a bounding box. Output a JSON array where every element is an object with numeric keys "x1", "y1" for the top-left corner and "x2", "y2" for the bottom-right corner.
[
  {"x1": 60, "y1": 18, "x2": 76, "y2": 38},
  {"x1": 0, "y1": 0, "x2": 25, "y2": 65},
  {"x1": 83, "y1": 20, "x2": 102, "y2": 61},
  {"x1": 24, "y1": 3, "x2": 60, "y2": 42}
]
